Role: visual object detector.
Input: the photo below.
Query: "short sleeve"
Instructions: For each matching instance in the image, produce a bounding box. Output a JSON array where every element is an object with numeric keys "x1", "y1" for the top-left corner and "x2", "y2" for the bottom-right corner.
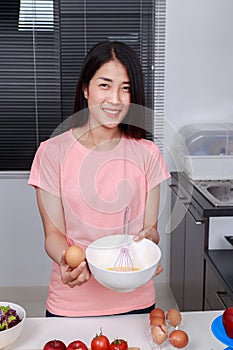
[
  {"x1": 145, "y1": 142, "x2": 170, "y2": 192},
  {"x1": 28, "y1": 140, "x2": 61, "y2": 197}
]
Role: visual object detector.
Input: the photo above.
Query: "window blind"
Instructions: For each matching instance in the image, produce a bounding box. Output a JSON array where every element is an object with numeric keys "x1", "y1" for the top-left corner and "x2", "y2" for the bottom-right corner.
[
  {"x1": 153, "y1": 0, "x2": 167, "y2": 149},
  {"x1": 0, "y1": 0, "x2": 165, "y2": 172},
  {"x1": 59, "y1": 0, "x2": 155, "y2": 118},
  {"x1": 0, "y1": 0, "x2": 61, "y2": 171}
]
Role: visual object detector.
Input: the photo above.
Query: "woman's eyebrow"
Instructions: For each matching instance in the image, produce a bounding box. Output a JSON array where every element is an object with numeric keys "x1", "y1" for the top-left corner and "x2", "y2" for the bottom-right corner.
[
  {"x1": 98, "y1": 77, "x2": 130, "y2": 84},
  {"x1": 98, "y1": 77, "x2": 112, "y2": 82}
]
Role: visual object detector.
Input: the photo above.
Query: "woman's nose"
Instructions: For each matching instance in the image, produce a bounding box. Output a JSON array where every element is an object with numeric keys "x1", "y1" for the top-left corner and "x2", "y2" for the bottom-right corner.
[{"x1": 107, "y1": 88, "x2": 121, "y2": 104}]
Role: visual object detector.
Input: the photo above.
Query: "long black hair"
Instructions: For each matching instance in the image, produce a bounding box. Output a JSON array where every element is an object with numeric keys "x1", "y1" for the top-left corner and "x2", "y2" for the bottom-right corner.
[{"x1": 71, "y1": 41, "x2": 147, "y2": 139}]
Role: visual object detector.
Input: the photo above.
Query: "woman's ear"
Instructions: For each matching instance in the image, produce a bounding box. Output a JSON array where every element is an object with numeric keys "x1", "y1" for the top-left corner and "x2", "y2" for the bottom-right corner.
[{"x1": 82, "y1": 85, "x2": 88, "y2": 99}]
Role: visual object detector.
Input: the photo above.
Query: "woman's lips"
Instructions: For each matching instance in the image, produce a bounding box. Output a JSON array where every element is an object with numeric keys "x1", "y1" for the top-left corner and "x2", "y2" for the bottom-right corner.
[{"x1": 102, "y1": 108, "x2": 121, "y2": 118}]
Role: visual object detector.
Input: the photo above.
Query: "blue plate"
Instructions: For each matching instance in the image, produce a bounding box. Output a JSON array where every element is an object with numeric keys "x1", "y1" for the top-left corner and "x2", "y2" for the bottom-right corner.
[{"x1": 211, "y1": 315, "x2": 233, "y2": 349}]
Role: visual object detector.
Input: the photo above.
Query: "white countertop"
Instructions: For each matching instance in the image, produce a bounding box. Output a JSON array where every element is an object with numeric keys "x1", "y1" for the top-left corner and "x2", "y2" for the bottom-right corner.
[{"x1": 6, "y1": 310, "x2": 226, "y2": 350}]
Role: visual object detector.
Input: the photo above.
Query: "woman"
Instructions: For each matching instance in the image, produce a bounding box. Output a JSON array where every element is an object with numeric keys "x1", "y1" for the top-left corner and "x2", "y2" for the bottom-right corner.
[{"x1": 28, "y1": 41, "x2": 170, "y2": 317}]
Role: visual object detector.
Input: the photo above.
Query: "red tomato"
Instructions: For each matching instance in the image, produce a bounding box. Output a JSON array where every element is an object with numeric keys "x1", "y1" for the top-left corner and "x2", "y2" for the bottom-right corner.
[
  {"x1": 67, "y1": 340, "x2": 88, "y2": 350},
  {"x1": 109, "y1": 339, "x2": 128, "y2": 350},
  {"x1": 91, "y1": 330, "x2": 110, "y2": 350}
]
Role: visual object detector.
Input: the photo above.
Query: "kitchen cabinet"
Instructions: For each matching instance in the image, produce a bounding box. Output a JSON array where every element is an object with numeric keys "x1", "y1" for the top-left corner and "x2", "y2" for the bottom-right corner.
[
  {"x1": 204, "y1": 260, "x2": 233, "y2": 310},
  {"x1": 183, "y1": 206, "x2": 206, "y2": 310},
  {"x1": 170, "y1": 182, "x2": 208, "y2": 311},
  {"x1": 204, "y1": 250, "x2": 233, "y2": 310},
  {"x1": 170, "y1": 172, "x2": 233, "y2": 312}
]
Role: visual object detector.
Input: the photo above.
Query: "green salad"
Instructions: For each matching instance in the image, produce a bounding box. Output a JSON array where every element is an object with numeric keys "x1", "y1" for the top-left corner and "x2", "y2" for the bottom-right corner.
[{"x1": 0, "y1": 305, "x2": 21, "y2": 331}]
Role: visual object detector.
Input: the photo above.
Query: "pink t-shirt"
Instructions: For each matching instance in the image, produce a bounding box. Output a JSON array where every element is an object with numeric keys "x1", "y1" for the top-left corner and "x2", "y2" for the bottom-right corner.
[{"x1": 28, "y1": 129, "x2": 170, "y2": 316}]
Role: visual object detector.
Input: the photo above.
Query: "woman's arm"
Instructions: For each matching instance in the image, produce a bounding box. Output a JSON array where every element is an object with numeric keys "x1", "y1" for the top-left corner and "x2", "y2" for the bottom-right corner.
[
  {"x1": 36, "y1": 188, "x2": 90, "y2": 287},
  {"x1": 36, "y1": 188, "x2": 68, "y2": 263},
  {"x1": 136, "y1": 184, "x2": 160, "y2": 243},
  {"x1": 139, "y1": 184, "x2": 162, "y2": 276}
]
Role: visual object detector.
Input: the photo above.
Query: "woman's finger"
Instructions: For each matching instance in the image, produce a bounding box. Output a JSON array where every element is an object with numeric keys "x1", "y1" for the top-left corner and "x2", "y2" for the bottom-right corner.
[
  {"x1": 134, "y1": 228, "x2": 150, "y2": 241},
  {"x1": 155, "y1": 263, "x2": 163, "y2": 276},
  {"x1": 60, "y1": 250, "x2": 68, "y2": 266}
]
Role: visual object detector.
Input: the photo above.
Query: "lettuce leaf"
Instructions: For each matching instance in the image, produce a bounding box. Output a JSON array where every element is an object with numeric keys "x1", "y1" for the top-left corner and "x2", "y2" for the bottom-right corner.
[{"x1": 0, "y1": 305, "x2": 21, "y2": 331}]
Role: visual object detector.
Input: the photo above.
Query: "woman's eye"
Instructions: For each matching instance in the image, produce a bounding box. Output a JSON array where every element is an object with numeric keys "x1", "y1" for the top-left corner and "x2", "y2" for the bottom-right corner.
[
  {"x1": 123, "y1": 86, "x2": 131, "y2": 92},
  {"x1": 99, "y1": 83, "x2": 109, "y2": 89}
]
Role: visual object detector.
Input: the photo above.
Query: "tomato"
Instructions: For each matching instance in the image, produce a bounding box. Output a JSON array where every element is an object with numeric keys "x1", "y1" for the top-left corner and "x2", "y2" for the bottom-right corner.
[
  {"x1": 67, "y1": 340, "x2": 88, "y2": 350},
  {"x1": 109, "y1": 339, "x2": 128, "y2": 350},
  {"x1": 91, "y1": 330, "x2": 110, "y2": 350}
]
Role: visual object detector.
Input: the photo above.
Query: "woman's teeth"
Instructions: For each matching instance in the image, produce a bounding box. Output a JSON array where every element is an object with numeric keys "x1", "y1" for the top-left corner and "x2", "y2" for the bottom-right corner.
[{"x1": 104, "y1": 109, "x2": 119, "y2": 115}]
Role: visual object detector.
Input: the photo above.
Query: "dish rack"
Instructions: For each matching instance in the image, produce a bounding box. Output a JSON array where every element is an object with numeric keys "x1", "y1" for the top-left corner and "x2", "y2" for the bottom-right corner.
[{"x1": 174, "y1": 123, "x2": 233, "y2": 180}]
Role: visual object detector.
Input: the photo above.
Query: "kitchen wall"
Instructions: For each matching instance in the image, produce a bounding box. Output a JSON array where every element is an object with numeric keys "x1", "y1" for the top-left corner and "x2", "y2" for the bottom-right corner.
[
  {"x1": 165, "y1": 0, "x2": 233, "y2": 131},
  {"x1": 157, "y1": 0, "x2": 233, "y2": 284},
  {"x1": 1, "y1": 0, "x2": 233, "y2": 289},
  {"x1": 0, "y1": 177, "x2": 51, "y2": 287}
]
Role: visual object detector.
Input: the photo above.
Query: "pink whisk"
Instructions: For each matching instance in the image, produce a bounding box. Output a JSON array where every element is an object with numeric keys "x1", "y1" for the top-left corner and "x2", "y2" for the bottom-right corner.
[{"x1": 113, "y1": 207, "x2": 133, "y2": 271}]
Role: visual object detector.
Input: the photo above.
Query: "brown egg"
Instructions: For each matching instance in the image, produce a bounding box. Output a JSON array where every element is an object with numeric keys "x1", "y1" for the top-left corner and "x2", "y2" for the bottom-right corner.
[
  {"x1": 150, "y1": 316, "x2": 166, "y2": 326},
  {"x1": 169, "y1": 330, "x2": 189, "y2": 348},
  {"x1": 65, "y1": 245, "x2": 85, "y2": 268},
  {"x1": 166, "y1": 308, "x2": 182, "y2": 327},
  {"x1": 151, "y1": 324, "x2": 168, "y2": 345},
  {"x1": 150, "y1": 307, "x2": 165, "y2": 321}
]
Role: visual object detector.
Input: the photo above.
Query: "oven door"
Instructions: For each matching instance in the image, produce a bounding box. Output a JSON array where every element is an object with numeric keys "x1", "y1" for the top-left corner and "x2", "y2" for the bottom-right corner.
[{"x1": 209, "y1": 217, "x2": 233, "y2": 249}]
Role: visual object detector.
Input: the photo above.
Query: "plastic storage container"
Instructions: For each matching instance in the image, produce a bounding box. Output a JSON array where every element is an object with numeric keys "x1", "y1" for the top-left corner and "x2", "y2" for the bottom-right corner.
[{"x1": 174, "y1": 123, "x2": 233, "y2": 180}]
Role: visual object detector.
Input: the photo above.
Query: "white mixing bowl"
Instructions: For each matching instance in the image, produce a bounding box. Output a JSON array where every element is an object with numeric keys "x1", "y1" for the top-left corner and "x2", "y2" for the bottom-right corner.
[
  {"x1": 86, "y1": 234, "x2": 161, "y2": 292},
  {"x1": 0, "y1": 302, "x2": 26, "y2": 349}
]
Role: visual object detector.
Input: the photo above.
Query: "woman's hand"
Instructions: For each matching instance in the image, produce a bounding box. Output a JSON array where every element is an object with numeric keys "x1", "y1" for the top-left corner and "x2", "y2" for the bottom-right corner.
[
  {"x1": 135, "y1": 227, "x2": 163, "y2": 277},
  {"x1": 155, "y1": 263, "x2": 163, "y2": 276},
  {"x1": 135, "y1": 226, "x2": 159, "y2": 243},
  {"x1": 60, "y1": 251, "x2": 91, "y2": 288}
]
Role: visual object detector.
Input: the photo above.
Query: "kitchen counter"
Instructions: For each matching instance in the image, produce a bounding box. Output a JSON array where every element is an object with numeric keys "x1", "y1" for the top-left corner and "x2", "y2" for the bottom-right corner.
[
  {"x1": 5, "y1": 311, "x2": 227, "y2": 349},
  {"x1": 171, "y1": 172, "x2": 233, "y2": 217}
]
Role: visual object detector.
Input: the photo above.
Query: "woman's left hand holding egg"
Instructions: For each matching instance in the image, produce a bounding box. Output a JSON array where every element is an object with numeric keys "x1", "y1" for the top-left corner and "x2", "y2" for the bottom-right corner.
[{"x1": 60, "y1": 246, "x2": 90, "y2": 288}]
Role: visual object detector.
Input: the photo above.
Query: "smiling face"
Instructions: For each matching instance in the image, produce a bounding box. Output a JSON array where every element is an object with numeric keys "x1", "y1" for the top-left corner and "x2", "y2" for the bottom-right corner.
[{"x1": 83, "y1": 59, "x2": 131, "y2": 132}]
